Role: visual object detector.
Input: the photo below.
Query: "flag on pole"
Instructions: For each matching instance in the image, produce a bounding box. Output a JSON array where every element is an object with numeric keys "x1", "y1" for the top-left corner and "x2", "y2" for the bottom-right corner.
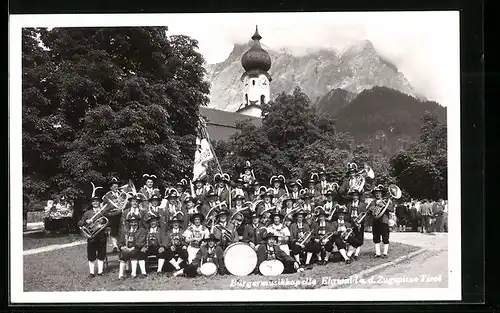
[{"x1": 193, "y1": 117, "x2": 214, "y2": 181}]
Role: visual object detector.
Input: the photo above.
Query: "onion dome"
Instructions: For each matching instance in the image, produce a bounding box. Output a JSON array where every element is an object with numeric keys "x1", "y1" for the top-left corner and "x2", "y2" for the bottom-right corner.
[{"x1": 241, "y1": 26, "x2": 272, "y2": 72}]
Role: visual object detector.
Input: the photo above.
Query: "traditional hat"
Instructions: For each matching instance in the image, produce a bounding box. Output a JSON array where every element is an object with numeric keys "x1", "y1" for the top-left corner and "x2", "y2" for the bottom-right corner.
[
  {"x1": 235, "y1": 178, "x2": 245, "y2": 185},
  {"x1": 347, "y1": 162, "x2": 358, "y2": 173},
  {"x1": 167, "y1": 190, "x2": 180, "y2": 199},
  {"x1": 150, "y1": 195, "x2": 161, "y2": 203},
  {"x1": 234, "y1": 194, "x2": 245, "y2": 201},
  {"x1": 184, "y1": 196, "x2": 195, "y2": 203},
  {"x1": 108, "y1": 177, "x2": 120, "y2": 186},
  {"x1": 244, "y1": 161, "x2": 253, "y2": 170},
  {"x1": 300, "y1": 192, "x2": 312, "y2": 200},
  {"x1": 293, "y1": 209, "x2": 307, "y2": 219},
  {"x1": 283, "y1": 197, "x2": 295, "y2": 204},
  {"x1": 337, "y1": 205, "x2": 348, "y2": 215},
  {"x1": 348, "y1": 190, "x2": 362, "y2": 197},
  {"x1": 90, "y1": 196, "x2": 101, "y2": 203},
  {"x1": 270, "y1": 176, "x2": 280, "y2": 184},
  {"x1": 253, "y1": 181, "x2": 260, "y2": 186},
  {"x1": 372, "y1": 184, "x2": 386, "y2": 196},
  {"x1": 202, "y1": 234, "x2": 220, "y2": 243},
  {"x1": 325, "y1": 189, "x2": 336, "y2": 198},
  {"x1": 189, "y1": 212, "x2": 205, "y2": 224},
  {"x1": 318, "y1": 170, "x2": 328, "y2": 177},
  {"x1": 126, "y1": 213, "x2": 141, "y2": 222},
  {"x1": 143, "y1": 174, "x2": 157, "y2": 181},
  {"x1": 314, "y1": 207, "x2": 327, "y2": 217},
  {"x1": 262, "y1": 232, "x2": 279, "y2": 241},
  {"x1": 250, "y1": 212, "x2": 260, "y2": 219},
  {"x1": 214, "y1": 173, "x2": 231, "y2": 183},
  {"x1": 145, "y1": 212, "x2": 160, "y2": 223},
  {"x1": 270, "y1": 211, "x2": 284, "y2": 221},
  {"x1": 308, "y1": 179, "x2": 316, "y2": 185},
  {"x1": 170, "y1": 214, "x2": 183, "y2": 223},
  {"x1": 193, "y1": 177, "x2": 205, "y2": 184},
  {"x1": 216, "y1": 208, "x2": 230, "y2": 218},
  {"x1": 261, "y1": 191, "x2": 274, "y2": 199},
  {"x1": 129, "y1": 195, "x2": 144, "y2": 203}
]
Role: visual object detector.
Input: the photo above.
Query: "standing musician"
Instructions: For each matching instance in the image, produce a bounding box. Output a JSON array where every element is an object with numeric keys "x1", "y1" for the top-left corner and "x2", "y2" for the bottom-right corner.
[
  {"x1": 281, "y1": 197, "x2": 296, "y2": 218},
  {"x1": 366, "y1": 185, "x2": 395, "y2": 258},
  {"x1": 307, "y1": 179, "x2": 322, "y2": 201},
  {"x1": 248, "y1": 181, "x2": 262, "y2": 202},
  {"x1": 163, "y1": 215, "x2": 188, "y2": 273},
  {"x1": 316, "y1": 171, "x2": 331, "y2": 196},
  {"x1": 256, "y1": 233, "x2": 301, "y2": 274},
  {"x1": 270, "y1": 176, "x2": 287, "y2": 204},
  {"x1": 143, "y1": 213, "x2": 169, "y2": 274},
  {"x1": 345, "y1": 190, "x2": 366, "y2": 260},
  {"x1": 117, "y1": 215, "x2": 147, "y2": 279},
  {"x1": 182, "y1": 212, "x2": 210, "y2": 264},
  {"x1": 289, "y1": 180, "x2": 301, "y2": 200},
  {"x1": 240, "y1": 161, "x2": 255, "y2": 189},
  {"x1": 214, "y1": 174, "x2": 230, "y2": 205},
  {"x1": 165, "y1": 190, "x2": 187, "y2": 229},
  {"x1": 201, "y1": 189, "x2": 220, "y2": 217},
  {"x1": 331, "y1": 207, "x2": 354, "y2": 264},
  {"x1": 243, "y1": 212, "x2": 266, "y2": 250},
  {"x1": 231, "y1": 178, "x2": 248, "y2": 200},
  {"x1": 338, "y1": 163, "x2": 361, "y2": 203},
  {"x1": 139, "y1": 174, "x2": 161, "y2": 201},
  {"x1": 121, "y1": 195, "x2": 146, "y2": 230},
  {"x1": 231, "y1": 194, "x2": 246, "y2": 214},
  {"x1": 211, "y1": 208, "x2": 239, "y2": 249},
  {"x1": 266, "y1": 212, "x2": 291, "y2": 255},
  {"x1": 102, "y1": 177, "x2": 123, "y2": 252},
  {"x1": 144, "y1": 195, "x2": 166, "y2": 230},
  {"x1": 323, "y1": 190, "x2": 338, "y2": 222},
  {"x1": 230, "y1": 194, "x2": 247, "y2": 237},
  {"x1": 256, "y1": 191, "x2": 274, "y2": 216},
  {"x1": 193, "y1": 178, "x2": 207, "y2": 202},
  {"x1": 175, "y1": 234, "x2": 225, "y2": 277},
  {"x1": 289, "y1": 210, "x2": 313, "y2": 268},
  {"x1": 184, "y1": 196, "x2": 200, "y2": 224},
  {"x1": 175, "y1": 180, "x2": 190, "y2": 204},
  {"x1": 309, "y1": 208, "x2": 335, "y2": 265},
  {"x1": 301, "y1": 193, "x2": 314, "y2": 225},
  {"x1": 78, "y1": 195, "x2": 107, "y2": 278}
]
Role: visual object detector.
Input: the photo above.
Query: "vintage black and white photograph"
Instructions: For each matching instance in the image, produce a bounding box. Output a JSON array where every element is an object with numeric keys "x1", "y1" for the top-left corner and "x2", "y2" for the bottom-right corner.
[{"x1": 10, "y1": 12, "x2": 460, "y2": 302}]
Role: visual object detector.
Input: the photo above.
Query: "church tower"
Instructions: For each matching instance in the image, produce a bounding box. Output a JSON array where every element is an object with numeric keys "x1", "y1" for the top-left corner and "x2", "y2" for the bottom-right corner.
[{"x1": 236, "y1": 26, "x2": 272, "y2": 118}]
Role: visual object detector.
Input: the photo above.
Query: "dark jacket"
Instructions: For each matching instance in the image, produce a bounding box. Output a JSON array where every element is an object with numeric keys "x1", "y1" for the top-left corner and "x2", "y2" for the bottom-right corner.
[
  {"x1": 242, "y1": 223, "x2": 267, "y2": 245},
  {"x1": 256, "y1": 244, "x2": 295, "y2": 268},
  {"x1": 164, "y1": 227, "x2": 186, "y2": 248},
  {"x1": 77, "y1": 208, "x2": 107, "y2": 240},
  {"x1": 118, "y1": 227, "x2": 147, "y2": 250},
  {"x1": 289, "y1": 222, "x2": 312, "y2": 243},
  {"x1": 367, "y1": 199, "x2": 395, "y2": 224},
  {"x1": 310, "y1": 221, "x2": 335, "y2": 238},
  {"x1": 346, "y1": 200, "x2": 367, "y2": 224},
  {"x1": 191, "y1": 245, "x2": 225, "y2": 269}
]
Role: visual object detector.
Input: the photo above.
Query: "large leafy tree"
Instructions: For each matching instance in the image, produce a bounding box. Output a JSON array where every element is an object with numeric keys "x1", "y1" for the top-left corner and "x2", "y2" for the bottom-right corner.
[{"x1": 22, "y1": 27, "x2": 209, "y2": 211}]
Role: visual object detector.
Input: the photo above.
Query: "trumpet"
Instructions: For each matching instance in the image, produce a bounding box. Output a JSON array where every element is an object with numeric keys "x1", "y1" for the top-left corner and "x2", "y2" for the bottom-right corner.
[
  {"x1": 296, "y1": 231, "x2": 312, "y2": 247},
  {"x1": 340, "y1": 228, "x2": 353, "y2": 243},
  {"x1": 318, "y1": 232, "x2": 334, "y2": 243}
]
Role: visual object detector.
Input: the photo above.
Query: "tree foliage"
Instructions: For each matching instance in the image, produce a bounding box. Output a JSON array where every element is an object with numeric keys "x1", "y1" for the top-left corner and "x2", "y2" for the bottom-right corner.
[{"x1": 22, "y1": 27, "x2": 209, "y2": 211}]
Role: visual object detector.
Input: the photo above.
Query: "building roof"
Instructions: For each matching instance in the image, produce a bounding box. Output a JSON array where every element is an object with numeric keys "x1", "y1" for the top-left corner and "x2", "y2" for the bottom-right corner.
[
  {"x1": 200, "y1": 106, "x2": 262, "y2": 128},
  {"x1": 241, "y1": 25, "x2": 271, "y2": 72}
]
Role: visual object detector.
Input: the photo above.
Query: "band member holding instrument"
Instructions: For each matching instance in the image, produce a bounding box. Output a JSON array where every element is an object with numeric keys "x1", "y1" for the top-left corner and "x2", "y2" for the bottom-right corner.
[
  {"x1": 266, "y1": 212, "x2": 291, "y2": 255},
  {"x1": 280, "y1": 197, "x2": 295, "y2": 218},
  {"x1": 175, "y1": 180, "x2": 190, "y2": 204},
  {"x1": 301, "y1": 193, "x2": 314, "y2": 225},
  {"x1": 121, "y1": 195, "x2": 146, "y2": 230},
  {"x1": 309, "y1": 208, "x2": 335, "y2": 265},
  {"x1": 78, "y1": 196, "x2": 107, "y2": 278},
  {"x1": 307, "y1": 178, "x2": 321, "y2": 201},
  {"x1": 248, "y1": 181, "x2": 262, "y2": 202},
  {"x1": 139, "y1": 174, "x2": 160, "y2": 201},
  {"x1": 323, "y1": 190, "x2": 338, "y2": 222},
  {"x1": 231, "y1": 194, "x2": 246, "y2": 213},
  {"x1": 367, "y1": 185, "x2": 395, "y2": 258},
  {"x1": 256, "y1": 191, "x2": 274, "y2": 216},
  {"x1": 165, "y1": 190, "x2": 187, "y2": 229},
  {"x1": 201, "y1": 189, "x2": 219, "y2": 217},
  {"x1": 175, "y1": 234, "x2": 225, "y2": 277},
  {"x1": 231, "y1": 178, "x2": 248, "y2": 200},
  {"x1": 183, "y1": 212, "x2": 210, "y2": 264},
  {"x1": 256, "y1": 233, "x2": 301, "y2": 275},
  {"x1": 102, "y1": 177, "x2": 123, "y2": 252},
  {"x1": 214, "y1": 174, "x2": 231, "y2": 205},
  {"x1": 243, "y1": 212, "x2": 266, "y2": 250},
  {"x1": 144, "y1": 195, "x2": 166, "y2": 230},
  {"x1": 240, "y1": 161, "x2": 255, "y2": 189},
  {"x1": 193, "y1": 177, "x2": 207, "y2": 202},
  {"x1": 164, "y1": 215, "x2": 188, "y2": 273},
  {"x1": 184, "y1": 196, "x2": 200, "y2": 224},
  {"x1": 212, "y1": 208, "x2": 239, "y2": 249},
  {"x1": 289, "y1": 209, "x2": 312, "y2": 268},
  {"x1": 338, "y1": 163, "x2": 359, "y2": 201},
  {"x1": 316, "y1": 170, "x2": 331, "y2": 196},
  {"x1": 289, "y1": 180, "x2": 301, "y2": 200},
  {"x1": 144, "y1": 213, "x2": 169, "y2": 274},
  {"x1": 346, "y1": 190, "x2": 366, "y2": 259},
  {"x1": 118, "y1": 215, "x2": 147, "y2": 279},
  {"x1": 269, "y1": 176, "x2": 287, "y2": 204},
  {"x1": 331, "y1": 207, "x2": 353, "y2": 264}
]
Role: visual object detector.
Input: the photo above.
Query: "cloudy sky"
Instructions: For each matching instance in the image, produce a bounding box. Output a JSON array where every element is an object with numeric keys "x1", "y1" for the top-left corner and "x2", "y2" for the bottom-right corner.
[{"x1": 166, "y1": 12, "x2": 459, "y2": 107}]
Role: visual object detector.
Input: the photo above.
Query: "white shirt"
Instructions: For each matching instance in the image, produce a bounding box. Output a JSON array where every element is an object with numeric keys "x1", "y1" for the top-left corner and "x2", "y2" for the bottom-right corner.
[{"x1": 149, "y1": 226, "x2": 158, "y2": 233}]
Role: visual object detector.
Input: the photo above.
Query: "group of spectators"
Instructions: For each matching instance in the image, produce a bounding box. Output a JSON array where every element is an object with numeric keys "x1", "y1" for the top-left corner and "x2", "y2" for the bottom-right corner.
[{"x1": 391, "y1": 199, "x2": 448, "y2": 233}]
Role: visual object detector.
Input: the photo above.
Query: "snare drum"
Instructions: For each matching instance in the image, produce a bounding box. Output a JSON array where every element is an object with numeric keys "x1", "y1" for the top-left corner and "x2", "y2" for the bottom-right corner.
[
  {"x1": 259, "y1": 260, "x2": 284, "y2": 276},
  {"x1": 200, "y1": 262, "x2": 217, "y2": 277},
  {"x1": 224, "y1": 242, "x2": 258, "y2": 276}
]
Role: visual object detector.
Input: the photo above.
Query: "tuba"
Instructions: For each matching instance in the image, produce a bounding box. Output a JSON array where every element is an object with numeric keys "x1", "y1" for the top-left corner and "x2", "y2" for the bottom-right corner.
[
  {"x1": 347, "y1": 163, "x2": 375, "y2": 194},
  {"x1": 369, "y1": 184, "x2": 402, "y2": 219},
  {"x1": 80, "y1": 182, "x2": 109, "y2": 239},
  {"x1": 204, "y1": 201, "x2": 227, "y2": 228}
]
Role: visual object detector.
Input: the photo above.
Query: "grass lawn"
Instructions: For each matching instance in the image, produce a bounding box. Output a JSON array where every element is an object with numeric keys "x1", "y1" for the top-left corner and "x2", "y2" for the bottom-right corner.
[
  {"x1": 24, "y1": 241, "x2": 420, "y2": 291},
  {"x1": 23, "y1": 231, "x2": 85, "y2": 251}
]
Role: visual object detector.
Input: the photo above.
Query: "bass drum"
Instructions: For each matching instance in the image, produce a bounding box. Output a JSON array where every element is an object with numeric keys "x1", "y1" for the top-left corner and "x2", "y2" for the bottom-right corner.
[
  {"x1": 200, "y1": 262, "x2": 217, "y2": 277},
  {"x1": 224, "y1": 242, "x2": 258, "y2": 276},
  {"x1": 259, "y1": 260, "x2": 284, "y2": 276}
]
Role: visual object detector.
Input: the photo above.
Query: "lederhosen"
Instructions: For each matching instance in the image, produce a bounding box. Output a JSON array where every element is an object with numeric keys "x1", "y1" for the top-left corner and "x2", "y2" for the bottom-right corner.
[
  {"x1": 119, "y1": 228, "x2": 144, "y2": 261},
  {"x1": 333, "y1": 220, "x2": 349, "y2": 250},
  {"x1": 146, "y1": 227, "x2": 167, "y2": 259},
  {"x1": 263, "y1": 245, "x2": 296, "y2": 274},
  {"x1": 310, "y1": 222, "x2": 333, "y2": 253},
  {"x1": 290, "y1": 223, "x2": 311, "y2": 256},
  {"x1": 82, "y1": 209, "x2": 107, "y2": 261},
  {"x1": 323, "y1": 201, "x2": 336, "y2": 221},
  {"x1": 184, "y1": 247, "x2": 219, "y2": 278},
  {"x1": 165, "y1": 228, "x2": 188, "y2": 264},
  {"x1": 213, "y1": 222, "x2": 234, "y2": 250},
  {"x1": 369, "y1": 200, "x2": 390, "y2": 244}
]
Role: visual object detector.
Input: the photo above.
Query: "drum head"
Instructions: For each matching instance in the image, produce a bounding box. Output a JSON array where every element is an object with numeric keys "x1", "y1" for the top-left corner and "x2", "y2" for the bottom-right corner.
[
  {"x1": 224, "y1": 242, "x2": 258, "y2": 276},
  {"x1": 259, "y1": 260, "x2": 284, "y2": 276},
  {"x1": 200, "y1": 262, "x2": 217, "y2": 277}
]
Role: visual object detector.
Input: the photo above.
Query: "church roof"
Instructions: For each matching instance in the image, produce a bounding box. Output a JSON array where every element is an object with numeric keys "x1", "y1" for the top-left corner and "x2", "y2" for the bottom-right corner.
[
  {"x1": 199, "y1": 106, "x2": 262, "y2": 128},
  {"x1": 241, "y1": 26, "x2": 271, "y2": 72}
]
